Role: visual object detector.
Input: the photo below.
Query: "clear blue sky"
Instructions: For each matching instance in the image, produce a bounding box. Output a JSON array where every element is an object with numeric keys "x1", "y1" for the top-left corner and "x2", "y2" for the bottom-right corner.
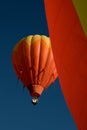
[{"x1": 0, "y1": 0, "x2": 77, "y2": 129}]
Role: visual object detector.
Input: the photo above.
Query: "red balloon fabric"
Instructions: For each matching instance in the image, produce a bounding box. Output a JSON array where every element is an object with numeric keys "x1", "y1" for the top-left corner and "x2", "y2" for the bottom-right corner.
[{"x1": 44, "y1": 0, "x2": 87, "y2": 129}]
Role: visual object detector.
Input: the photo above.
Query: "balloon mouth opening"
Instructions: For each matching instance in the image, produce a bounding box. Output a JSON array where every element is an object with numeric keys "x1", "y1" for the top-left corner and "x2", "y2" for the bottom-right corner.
[
  {"x1": 31, "y1": 92, "x2": 40, "y2": 97},
  {"x1": 32, "y1": 97, "x2": 38, "y2": 105}
]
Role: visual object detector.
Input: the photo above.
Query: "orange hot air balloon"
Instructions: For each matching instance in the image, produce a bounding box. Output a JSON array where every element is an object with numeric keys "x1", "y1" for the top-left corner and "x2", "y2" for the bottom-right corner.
[
  {"x1": 12, "y1": 35, "x2": 57, "y2": 105},
  {"x1": 44, "y1": 0, "x2": 87, "y2": 129}
]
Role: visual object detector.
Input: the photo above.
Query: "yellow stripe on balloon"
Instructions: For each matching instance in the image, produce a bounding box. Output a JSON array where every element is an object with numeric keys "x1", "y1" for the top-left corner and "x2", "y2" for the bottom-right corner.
[{"x1": 73, "y1": 0, "x2": 87, "y2": 37}]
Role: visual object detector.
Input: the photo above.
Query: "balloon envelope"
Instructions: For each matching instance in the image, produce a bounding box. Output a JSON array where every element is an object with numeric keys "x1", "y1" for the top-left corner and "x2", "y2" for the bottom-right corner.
[
  {"x1": 44, "y1": 0, "x2": 87, "y2": 129},
  {"x1": 12, "y1": 35, "x2": 57, "y2": 102}
]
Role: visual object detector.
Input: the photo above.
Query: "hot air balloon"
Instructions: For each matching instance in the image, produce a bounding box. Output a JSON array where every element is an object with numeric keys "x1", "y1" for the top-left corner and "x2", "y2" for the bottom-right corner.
[
  {"x1": 44, "y1": 0, "x2": 87, "y2": 129},
  {"x1": 12, "y1": 35, "x2": 57, "y2": 105}
]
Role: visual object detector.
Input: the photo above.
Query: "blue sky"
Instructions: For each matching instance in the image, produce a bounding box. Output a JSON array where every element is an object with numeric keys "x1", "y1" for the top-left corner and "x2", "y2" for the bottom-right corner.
[{"x1": 0, "y1": 0, "x2": 77, "y2": 129}]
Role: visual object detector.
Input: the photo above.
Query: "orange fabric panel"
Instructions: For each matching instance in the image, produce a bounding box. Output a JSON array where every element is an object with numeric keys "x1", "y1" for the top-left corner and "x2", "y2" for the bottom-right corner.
[
  {"x1": 31, "y1": 37, "x2": 41, "y2": 84},
  {"x1": 44, "y1": 0, "x2": 87, "y2": 129},
  {"x1": 12, "y1": 35, "x2": 58, "y2": 97}
]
